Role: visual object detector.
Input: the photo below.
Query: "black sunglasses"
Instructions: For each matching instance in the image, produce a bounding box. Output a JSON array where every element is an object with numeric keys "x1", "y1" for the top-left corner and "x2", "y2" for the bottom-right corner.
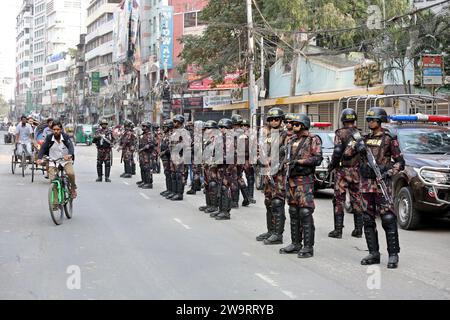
[{"x1": 292, "y1": 123, "x2": 302, "y2": 127}]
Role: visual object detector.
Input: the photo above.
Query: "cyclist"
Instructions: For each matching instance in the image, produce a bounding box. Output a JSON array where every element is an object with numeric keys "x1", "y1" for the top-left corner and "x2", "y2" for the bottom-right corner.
[
  {"x1": 15, "y1": 115, "x2": 33, "y2": 165},
  {"x1": 37, "y1": 121, "x2": 78, "y2": 199}
]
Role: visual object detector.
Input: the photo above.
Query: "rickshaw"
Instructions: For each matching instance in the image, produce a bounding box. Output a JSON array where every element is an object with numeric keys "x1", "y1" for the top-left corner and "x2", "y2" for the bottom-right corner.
[
  {"x1": 65, "y1": 123, "x2": 75, "y2": 140},
  {"x1": 74, "y1": 124, "x2": 93, "y2": 145},
  {"x1": 30, "y1": 123, "x2": 48, "y2": 182}
]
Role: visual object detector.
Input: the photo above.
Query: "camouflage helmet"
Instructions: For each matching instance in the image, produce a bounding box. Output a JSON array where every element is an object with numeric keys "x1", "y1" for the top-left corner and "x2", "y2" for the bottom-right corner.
[
  {"x1": 204, "y1": 120, "x2": 218, "y2": 129},
  {"x1": 341, "y1": 108, "x2": 357, "y2": 123},
  {"x1": 241, "y1": 119, "x2": 250, "y2": 127},
  {"x1": 218, "y1": 118, "x2": 233, "y2": 129},
  {"x1": 366, "y1": 107, "x2": 388, "y2": 123},
  {"x1": 291, "y1": 113, "x2": 311, "y2": 130},
  {"x1": 173, "y1": 114, "x2": 185, "y2": 124},
  {"x1": 231, "y1": 114, "x2": 243, "y2": 126},
  {"x1": 124, "y1": 119, "x2": 134, "y2": 128},
  {"x1": 163, "y1": 119, "x2": 174, "y2": 130},
  {"x1": 99, "y1": 118, "x2": 109, "y2": 125},
  {"x1": 266, "y1": 107, "x2": 285, "y2": 122},
  {"x1": 284, "y1": 113, "x2": 296, "y2": 123},
  {"x1": 152, "y1": 123, "x2": 160, "y2": 130},
  {"x1": 194, "y1": 120, "x2": 205, "y2": 130}
]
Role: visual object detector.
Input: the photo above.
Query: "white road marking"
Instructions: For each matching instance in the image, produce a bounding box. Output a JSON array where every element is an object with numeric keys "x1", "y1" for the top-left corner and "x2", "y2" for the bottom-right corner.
[
  {"x1": 242, "y1": 252, "x2": 251, "y2": 257},
  {"x1": 281, "y1": 290, "x2": 297, "y2": 299},
  {"x1": 255, "y1": 273, "x2": 279, "y2": 287},
  {"x1": 139, "y1": 193, "x2": 150, "y2": 200},
  {"x1": 123, "y1": 182, "x2": 129, "y2": 186},
  {"x1": 173, "y1": 218, "x2": 191, "y2": 230}
]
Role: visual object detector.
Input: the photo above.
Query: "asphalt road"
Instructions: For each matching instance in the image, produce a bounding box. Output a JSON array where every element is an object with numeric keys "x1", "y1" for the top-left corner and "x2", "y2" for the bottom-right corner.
[{"x1": 0, "y1": 132, "x2": 449, "y2": 300}]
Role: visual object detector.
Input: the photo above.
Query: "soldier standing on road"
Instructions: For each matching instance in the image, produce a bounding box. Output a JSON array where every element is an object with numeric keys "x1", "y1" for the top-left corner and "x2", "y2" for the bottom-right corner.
[
  {"x1": 232, "y1": 114, "x2": 250, "y2": 208},
  {"x1": 241, "y1": 119, "x2": 256, "y2": 204},
  {"x1": 93, "y1": 119, "x2": 115, "y2": 183},
  {"x1": 160, "y1": 119, "x2": 174, "y2": 197},
  {"x1": 137, "y1": 122, "x2": 155, "y2": 189},
  {"x1": 167, "y1": 115, "x2": 187, "y2": 201},
  {"x1": 327, "y1": 108, "x2": 364, "y2": 239},
  {"x1": 187, "y1": 121, "x2": 204, "y2": 195},
  {"x1": 280, "y1": 114, "x2": 323, "y2": 258},
  {"x1": 356, "y1": 107, "x2": 405, "y2": 269},
  {"x1": 119, "y1": 120, "x2": 136, "y2": 179},
  {"x1": 256, "y1": 108, "x2": 289, "y2": 245},
  {"x1": 152, "y1": 123, "x2": 161, "y2": 174}
]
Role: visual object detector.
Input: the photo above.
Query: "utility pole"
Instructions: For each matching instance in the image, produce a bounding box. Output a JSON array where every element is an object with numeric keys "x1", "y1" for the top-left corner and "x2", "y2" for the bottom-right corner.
[
  {"x1": 246, "y1": 0, "x2": 258, "y2": 127},
  {"x1": 260, "y1": 36, "x2": 265, "y2": 129},
  {"x1": 289, "y1": 36, "x2": 299, "y2": 113}
]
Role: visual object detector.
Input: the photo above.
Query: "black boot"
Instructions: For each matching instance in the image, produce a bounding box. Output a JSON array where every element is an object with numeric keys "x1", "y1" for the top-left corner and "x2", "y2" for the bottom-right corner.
[
  {"x1": 171, "y1": 173, "x2": 184, "y2": 201},
  {"x1": 264, "y1": 198, "x2": 285, "y2": 245},
  {"x1": 247, "y1": 176, "x2": 256, "y2": 204},
  {"x1": 186, "y1": 179, "x2": 197, "y2": 195},
  {"x1": 256, "y1": 202, "x2": 273, "y2": 241},
  {"x1": 96, "y1": 162, "x2": 103, "y2": 182},
  {"x1": 141, "y1": 169, "x2": 153, "y2": 189},
  {"x1": 240, "y1": 183, "x2": 250, "y2": 207},
  {"x1": 280, "y1": 207, "x2": 302, "y2": 254},
  {"x1": 328, "y1": 214, "x2": 344, "y2": 239},
  {"x1": 131, "y1": 162, "x2": 136, "y2": 175},
  {"x1": 195, "y1": 179, "x2": 202, "y2": 191},
  {"x1": 207, "y1": 182, "x2": 220, "y2": 216},
  {"x1": 351, "y1": 214, "x2": 363, "y2": 238},
  {"x1": 105, "y1": 164, "x2": 111, "y2": 183},
  {"x1": 160, "y1": 173, "x2": 171, "y2": 196},
  {"x1": 361, "y1": 214, "x2": 381, "y2": 265},
  {"x1": 382, "y1": 213, "x2": 400, "y2": 269},
  {"x1": 120, "y1": 162, "x2": 127, "y2": 178},
  {"x1": 137, "y1": 167, "x2": 145, "y2": 186},
  {"x1": 199, "y1": 190, "x2": 210, "y2": 211},
  {"x1": 231, "y1": 187, "x2": 239, "y2": 209},
  {"x1": 297, "y1": 208, "x2": 315, "y2": 258},
  {"x1": 216, "y1": 185, "x2": 231, "y2": 220},
  {"x1": 165, "y1": 173, "x2": 177, "y2": 199},
  {"x1": 123, "y1": 162, "x2": 132, "y2": 178}
]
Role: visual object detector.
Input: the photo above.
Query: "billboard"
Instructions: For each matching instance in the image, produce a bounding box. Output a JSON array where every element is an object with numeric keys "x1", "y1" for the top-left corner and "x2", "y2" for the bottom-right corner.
[
  {"x1": 160, "y1": 6, "x2": 174, "y2": 72},
  {"x1": 187, "y1": 66, "x2": 243, "y2": 90},
  {"x1": 422, "y1": 55, "x2": 443, "y2": 85},
  {"x1": 91, "y1": 72, "x2": 100, "y2": 93}
]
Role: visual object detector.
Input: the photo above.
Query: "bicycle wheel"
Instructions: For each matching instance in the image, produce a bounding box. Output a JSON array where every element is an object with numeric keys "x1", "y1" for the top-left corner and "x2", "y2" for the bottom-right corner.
[
  {"x1": 64, "y1": 197, "x2": 73, "y2": 219},
  {"x1": 48, "y1": 184, "x2": 64, "y2": 225},
  {"x1": 11, "y1": 155, "x2": 16, "y2": 174},
  {"x1": 21, "y1": 152, "x2": 26, "y2": 177},
  {"x1": 31, "y1": 160, "x2": 35, "y2": 183}
]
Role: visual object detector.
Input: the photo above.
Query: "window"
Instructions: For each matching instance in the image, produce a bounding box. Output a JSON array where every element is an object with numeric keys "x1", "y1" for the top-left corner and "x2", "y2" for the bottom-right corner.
[{"x1": 184, "y1": 12, "x2": 196, "y2": 28}]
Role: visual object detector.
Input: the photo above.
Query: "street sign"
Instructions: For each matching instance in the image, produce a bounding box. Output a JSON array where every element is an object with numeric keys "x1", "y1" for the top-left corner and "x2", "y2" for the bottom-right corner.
[
  {"x1": 92, "y1": 72, "x2": 100, "y2": 93},
  {"x1": 422, "y1": 55, "x2": 444, "y2": 86}
]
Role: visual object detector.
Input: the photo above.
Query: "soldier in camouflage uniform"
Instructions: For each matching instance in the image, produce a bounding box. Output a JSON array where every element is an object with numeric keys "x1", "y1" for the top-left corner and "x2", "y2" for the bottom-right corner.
[
  {"x1": 256, "y1": 108, "x2": 290, "y2": 245},
  {"x1": 167, "y1": 115, "x2": 187, "y2": 201},
  {"x1": 241, "y1": 119, "x2": 256, "y2": 204},
  {"x1": 187, "y1": 121, "x2": 203, "y2": 195},
  {"x1": 279, "y1": 114, "x2": 323, "y2": 258},
  {"x1": 119, "y1": 120, "x2": 136, "y2": 179},
  {"x1": 231, "y1": 114, "x2": 250, "y2": 207},
  {"x1": 199, "y1": 120, "x2": 221, "y2": 214},
  {"x1": 160, "y1": 119, "x2": 174, "y2": 197},
  {"x1": 137, "y1": 122, "x2": 156, "y2": 189},
  {"x1": 152, "y1": 123, "x2": 161, "y2": 174},
  {"x1": 328, "y1": 108, "x2": 364, "y2": 239},
  {"x1": 355, "y1": 107, "x2": 405, "y2": 269},
  {"x1": 93, "y1": 119, "x2": 115, "y2": 183},
  {"x1": 210, "y1": 118, "x2": 234, "y2": 220}
]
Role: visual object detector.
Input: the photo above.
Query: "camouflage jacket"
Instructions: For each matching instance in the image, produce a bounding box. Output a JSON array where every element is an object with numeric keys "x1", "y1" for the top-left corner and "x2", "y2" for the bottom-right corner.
[
  {"x1": 331, "y1": 127, "x2": 361, "y2": 168},
  {"x1": 93, "y1": 128, "x2": 114, "y2": 149}
]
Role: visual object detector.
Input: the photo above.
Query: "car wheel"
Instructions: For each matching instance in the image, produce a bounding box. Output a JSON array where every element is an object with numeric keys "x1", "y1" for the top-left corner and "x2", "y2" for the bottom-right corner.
[{"x1": 395, "y1": 186, "x2": 421, "y2": 230}]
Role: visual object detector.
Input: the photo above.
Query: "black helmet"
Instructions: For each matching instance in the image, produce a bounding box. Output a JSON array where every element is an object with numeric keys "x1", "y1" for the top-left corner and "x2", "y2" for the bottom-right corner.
[
  {"x1": 124, "y1": 120, "x2": 134, "y2": 128},
  {"x1": 99, "y1": 119, "x2": 108, "y2": 125},
  {"x1": 173, "y1": 114, "x2": 185, "y2": 124},
  {"x1": 241, "y1": 119, "x2": 250, "y2": 127},
  {"x1": 204, "y1": 120, "x2": 218, "y2": 129},
  {"x1": 341, "y1": 108, "x2": 357, "y2": 123},
  {"x1": 366, "y1": 107, "x2": 388, "y2": 123},
  {"x1": 163, "y1": 119, "x2": 174, "y2": 129},
  {"x1": 194, "y1": 120, "x2": 205, "y2": 130},
  {"x1": 291, "y1": 113, "x2": 311, "y2": 130},
  {"x1": 142, "y1": 121, "x2": 151, "y2": 128},
  {"x1": 152, "y1": 123, "x2": 160, "y2": 130},
  {"x1": 218, "y1": 118, "x2": 233, "y2": 129},
  {"x1": 266, "y1": 107, "x2": 285, "y2": 121},
  {"x1": 231, "y1": 114, "x2": 243, "y2": 126}
]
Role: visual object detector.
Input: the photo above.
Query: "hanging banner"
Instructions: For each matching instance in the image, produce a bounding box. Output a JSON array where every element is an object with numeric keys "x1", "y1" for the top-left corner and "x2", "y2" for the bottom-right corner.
[
  {"x1": 92, "y1": 72, "x2": 100, "y2": 93},
  {"x1": 160, "y1": 6, "x2": 174, "y2": 72}
]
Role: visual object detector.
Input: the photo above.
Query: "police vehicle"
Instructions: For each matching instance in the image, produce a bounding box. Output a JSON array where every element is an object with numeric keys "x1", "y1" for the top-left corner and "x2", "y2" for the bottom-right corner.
[
  {"x1": 310, "y1": 122, "x2": 335, "y2": 191},
  {"x1": 385, "y1": 114, "x2": 450, "y2": 230}
]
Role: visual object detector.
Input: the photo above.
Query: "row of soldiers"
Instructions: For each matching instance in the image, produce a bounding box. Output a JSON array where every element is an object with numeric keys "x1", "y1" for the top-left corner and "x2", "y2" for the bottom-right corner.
[{"x1": 92, "y1": 105, "x2": 404, "y2": 268}]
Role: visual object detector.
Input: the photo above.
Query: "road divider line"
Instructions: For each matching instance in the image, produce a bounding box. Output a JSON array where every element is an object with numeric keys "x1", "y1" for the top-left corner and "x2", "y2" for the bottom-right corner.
[
  {"x1": 139, "y1": 193, "x2": 150, "y2": 200},
  {"x1": 281, "y1": 290, "x2": 297, "y2": 299},
  {"x1": 173, "y1": 218, "x2": 191, "y2": 230},
  {"x1": 123, "y1": 182, "x2": 129, "y2": 186},
  {"x1": 255, "y1": 273, "x2": 279, "y2": 287}
]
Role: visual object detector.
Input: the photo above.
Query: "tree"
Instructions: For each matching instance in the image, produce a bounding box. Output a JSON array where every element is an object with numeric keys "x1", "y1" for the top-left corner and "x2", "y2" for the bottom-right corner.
[{"x1": 0, "y1": 95, "x2": 10, "y2": 118}]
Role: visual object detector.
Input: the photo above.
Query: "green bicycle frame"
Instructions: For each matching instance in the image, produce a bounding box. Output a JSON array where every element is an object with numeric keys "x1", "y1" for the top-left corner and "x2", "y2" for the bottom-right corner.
[{"x1": 50, "y1": 179, "x2": 64, "y2": 204}]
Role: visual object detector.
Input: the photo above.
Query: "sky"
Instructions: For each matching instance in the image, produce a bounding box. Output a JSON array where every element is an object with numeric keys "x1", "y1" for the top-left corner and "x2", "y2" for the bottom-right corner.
[{"x1": 0, "y1": 0, "x2": 21, "y2": 99}]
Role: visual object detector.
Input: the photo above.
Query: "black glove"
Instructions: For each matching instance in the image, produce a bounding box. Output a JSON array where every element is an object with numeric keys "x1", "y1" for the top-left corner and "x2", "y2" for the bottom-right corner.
[
  {"x1": 356, "y1": 140, "x2": 366, "y2": 155},
  {"x1": 327, "y1": 163, "x2": 335, "y2": 172}
]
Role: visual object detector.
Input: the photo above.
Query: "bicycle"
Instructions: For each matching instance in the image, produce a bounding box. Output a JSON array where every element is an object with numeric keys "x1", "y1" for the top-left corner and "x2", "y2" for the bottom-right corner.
[
  {"x1": 44, "y1": 156, "x2": 73, "y2": 225},
  {"x1": 11, "y1": 143, "x2": 29, "y2": 177}
]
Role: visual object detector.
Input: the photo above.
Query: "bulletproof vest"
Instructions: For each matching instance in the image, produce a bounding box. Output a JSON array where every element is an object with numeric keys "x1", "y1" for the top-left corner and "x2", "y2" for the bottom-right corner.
[
  {"x1": 289, "y1": 133, "x2": 314, "y2": 177},
  {"x1": 360, "y1": 130, "x2": 393, "y2": 179},
  {"x1": 339, "y1": 127, "x2": 361, "y2": 167}
]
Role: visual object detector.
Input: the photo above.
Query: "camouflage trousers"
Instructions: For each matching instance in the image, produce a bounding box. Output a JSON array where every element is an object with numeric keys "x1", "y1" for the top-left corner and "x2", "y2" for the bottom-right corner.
[
  {"x1": 139, "y1": 151, "x2": 153, "y2": 170},
  {"x1": 170, "y1": 161, "x2": 187, "y2": 185},
  {"x1": 333, "y1": 167, "x2": 363, "y2": 215},
  {"x1": 97, "y1": 148, "x2": 111, "y2": 163},
  {"x1": 362, "y1": 178, "x2": 394, "y2": 216},
  {"x1": 287, "y1": 175, "x2": 315, "y2": 209},
  {"x1": 263, "y1": 173, "x2": 286, "y2": 203},
  {"x1": 161, "y1": 159, "x2": 170, "y2": 175},
  {"x1": 243, "y1": 162, "x2": 255, "y2": 180},
  {"x1": 236, "y1": 164, "x2": 247, "y2": 189}
]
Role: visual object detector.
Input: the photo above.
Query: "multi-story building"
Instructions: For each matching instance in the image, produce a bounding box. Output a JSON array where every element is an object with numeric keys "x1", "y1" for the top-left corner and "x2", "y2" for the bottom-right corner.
[
  {"x1": 32, "y1": 0, "x2": 47, "y2": 112},
  {"x1": 41, "y1": 0, "x2": 87, "y2": 118},
  {"x1": 15, "y1": 0, "x2": 34, "y2": 115}
]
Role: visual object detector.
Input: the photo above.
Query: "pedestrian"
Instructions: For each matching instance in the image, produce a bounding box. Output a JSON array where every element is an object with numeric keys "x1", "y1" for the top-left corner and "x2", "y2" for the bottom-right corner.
[
  {"x1": 280, "y1": 114, "x2": 323, "y2": 258},
  {"x1": 327, "y1": 108, "x2": 364, "y2": 238},
  {"x1": 356, "y1": 107, "x2": 405, "y2": 268},
  {"x1": 93, "y1": 119, "x2": 115, "y2": 182}
]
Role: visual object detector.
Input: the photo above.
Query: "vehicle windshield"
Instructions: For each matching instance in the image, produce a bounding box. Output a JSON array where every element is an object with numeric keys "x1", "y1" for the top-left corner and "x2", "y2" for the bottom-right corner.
[
  {"x1": 397, "y1": 128, "x2": 450, "y2": 155},
  {"x1": 314, "y1": 132, "x2": 335, "y2": 149}
]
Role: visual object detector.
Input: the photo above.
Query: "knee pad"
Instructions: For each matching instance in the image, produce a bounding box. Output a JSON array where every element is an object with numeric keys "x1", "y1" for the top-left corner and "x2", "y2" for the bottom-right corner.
[
  {"x1": 271, "y1": 198, "x2": 284, "y2": 209},
  {"x1": 264, "y1": 199, "x2": 271, "y2": 209},
  {"x1": 363, "y1": 214, "x2": 376, "y2": 228},
  {"x1": 97, "y1": 161, "x2": 102, "y2": 167},
  {"x1": 288, "y1": 206, "x2": 299, "y2": 219},
  {"x1": 381, "y1": 213, "x2": 397, "y2": 227},
  {"x1": 105, "y1": 161, "x2": 111, "y2": 168},
  {"x1": 298, "y1": 208, "x2": 313, "y2": 218}
]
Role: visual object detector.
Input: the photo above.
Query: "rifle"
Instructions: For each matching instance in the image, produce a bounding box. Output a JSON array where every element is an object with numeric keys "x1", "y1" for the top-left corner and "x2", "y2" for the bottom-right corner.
[
  {"x1": 353, "y1": 131, "x2": 393, "y2": 206},
  {"x1": 284, "y1": 142, "x2": 292, "y2": 191}
]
